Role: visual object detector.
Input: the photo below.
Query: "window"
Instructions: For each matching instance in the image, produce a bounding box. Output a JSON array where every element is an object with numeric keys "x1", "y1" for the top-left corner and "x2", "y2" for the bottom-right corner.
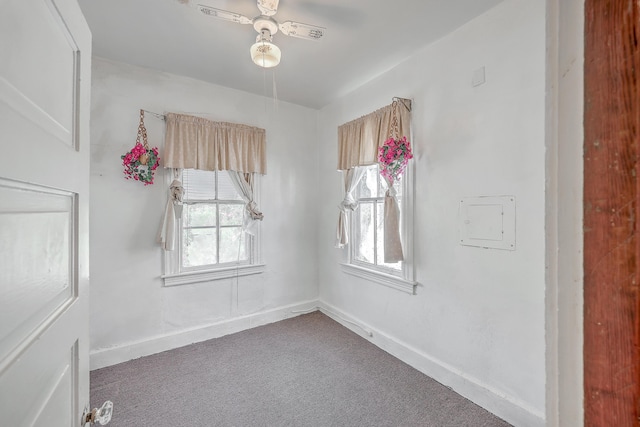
[
  {"x1": 163, "y1": 169, "x2": 263, "y2": 286},
  {"x1": 343, "y1": 164, "x2": 416, "y2": 293}
]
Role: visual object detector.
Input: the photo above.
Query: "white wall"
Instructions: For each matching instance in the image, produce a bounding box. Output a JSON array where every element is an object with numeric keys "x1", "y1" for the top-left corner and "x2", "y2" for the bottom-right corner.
[
  {"x1": 89, "y1": 58, "x2": 319, "y2": 368},
  {"x1": 317, "y1": 1, "x2": 546, "y2": 426}
]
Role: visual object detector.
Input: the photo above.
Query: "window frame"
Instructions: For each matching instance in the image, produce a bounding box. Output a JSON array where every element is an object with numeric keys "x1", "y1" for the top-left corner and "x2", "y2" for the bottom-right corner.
[
  {"x1": 341, "y1": 163, "x2": 416, "y2": 294},
  {"x1": 162, "y1": 169, "x2": 264, "y2": 287}
]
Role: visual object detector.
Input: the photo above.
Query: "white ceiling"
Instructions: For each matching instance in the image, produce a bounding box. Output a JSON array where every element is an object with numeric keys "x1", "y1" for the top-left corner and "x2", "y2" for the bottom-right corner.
[{"x1": 77, "y1": 0, "x2": 503, "y2": 109}]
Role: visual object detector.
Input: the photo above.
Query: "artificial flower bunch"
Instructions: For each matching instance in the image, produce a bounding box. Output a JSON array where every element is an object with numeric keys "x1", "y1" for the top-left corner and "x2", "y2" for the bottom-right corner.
[
  {"x1": 377, "y1": 135, "x2": 413, "y2": 182},
  {"x1": 121, "y1": 143, "x2": 160, "y2": 185}
]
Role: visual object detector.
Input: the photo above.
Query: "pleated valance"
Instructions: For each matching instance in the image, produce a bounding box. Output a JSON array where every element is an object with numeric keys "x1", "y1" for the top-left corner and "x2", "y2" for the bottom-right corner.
[
  {"x1": 164, "y1": 113, "x2": 267, "y2": 174},
  {"x1": 337, "y1": 102, "x2": 411, "y2": 171}
]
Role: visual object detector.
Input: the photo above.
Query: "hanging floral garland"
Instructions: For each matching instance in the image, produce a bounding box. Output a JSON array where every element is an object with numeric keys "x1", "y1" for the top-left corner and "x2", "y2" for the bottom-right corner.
[
  {"x1": 378, "y1": 100, "x2": 413, "y2": 182},
  {"x1": 121, "y1": 110, "x2": 160, "y2": 185},
  {"x1": 378, "y1": 135, "x2": 413, "y2": 182}
]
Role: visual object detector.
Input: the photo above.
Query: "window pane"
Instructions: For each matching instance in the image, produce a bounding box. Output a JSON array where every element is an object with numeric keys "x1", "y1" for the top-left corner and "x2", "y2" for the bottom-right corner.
[
  {"x1": 184, "y1": 204, "x2": 216, "y2": 227},
  {"x1": 183, "y1": 228, "x2": 217, "y2": 268},
  {"x1": 377, "y1": 200, "x2": 402, "y2": 271},
  {"x1": 358, "y1": 166, "x2": 380, "y2": 198},
  {"x1": 183, "y1": 169, "x2": 216, "y2": 200},
  {"x1": 354, "y1": 202, "x2": 375, "y2": 263},
  {"x1": 377, "y1": 166, "x2": 385, "y2": 197},
  {"x1": 219, "y1": 227, "x2": 248, "y2": 263},
  {"x1": 219, "y1": 204, "x2": 244, "y2": 226},
  {"x1": 376, "y1": 201, "x2": 384, "y2": 266},
  {"x1": 218, "y1": 171, "x2": 243, "y2": 201}
]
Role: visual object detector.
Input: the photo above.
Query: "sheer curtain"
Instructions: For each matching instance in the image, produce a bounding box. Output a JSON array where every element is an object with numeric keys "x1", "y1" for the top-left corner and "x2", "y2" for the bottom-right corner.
[
  {"x1": 382, "y1": 176, "x2": 403, "y2": 262},
  {"x1": 335, "y1": 166, "x2": 366, "y2": 248},
  {"x1": 157, "y1": 169, "x2": 184, "y2": 251},
  {"x1": 228, "y1": 170, "x2": 263, "y2": 236},
  {"x1": 158, "y1": 113, "x2": 267, "y2": 250},
  {"x1": 336, "y1": 101, "x2": 411, "y2": 260}
]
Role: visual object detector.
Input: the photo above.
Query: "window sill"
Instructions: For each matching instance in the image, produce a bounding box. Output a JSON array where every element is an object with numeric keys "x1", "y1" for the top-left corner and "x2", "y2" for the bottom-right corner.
[
  {"x1": 340, "y1": 263, "x2": 417, "y2": 295},
  {"x1": 162, "y1": 264, "x2": 266, "y2": 287}
]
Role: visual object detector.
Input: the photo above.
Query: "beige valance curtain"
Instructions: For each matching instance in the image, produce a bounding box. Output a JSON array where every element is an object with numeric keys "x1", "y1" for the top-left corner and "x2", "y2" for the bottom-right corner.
[
  {"x1": 335, "y1": 100, "x2": 411, "y2": 262},
  {"x1": 337, "y1": 102, "x2": 411, "y2": 171},
  {"x1": 164, "y1": 113, "x2": 267, "y2": 174}
]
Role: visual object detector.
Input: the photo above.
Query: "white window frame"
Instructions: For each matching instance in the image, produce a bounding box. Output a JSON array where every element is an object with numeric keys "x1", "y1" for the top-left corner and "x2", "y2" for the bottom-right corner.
[
  {"x1": 162, "y1": 169, "x2": 264, "y2": 287},
  {"x1": 341, "y1": 163, "x2": 416, "y2": 294}
]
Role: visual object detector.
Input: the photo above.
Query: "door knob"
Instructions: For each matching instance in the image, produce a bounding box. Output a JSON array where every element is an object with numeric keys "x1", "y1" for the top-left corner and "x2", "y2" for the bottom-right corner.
[{"x1": 83, "y1": 401, "x2": 113, "y2": 425}]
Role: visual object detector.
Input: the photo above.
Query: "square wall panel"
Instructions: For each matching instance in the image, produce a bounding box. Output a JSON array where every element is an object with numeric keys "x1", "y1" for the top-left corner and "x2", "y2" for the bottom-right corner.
[{"x1": 459, "y1": 196, "x2": 515, "y2": 250}]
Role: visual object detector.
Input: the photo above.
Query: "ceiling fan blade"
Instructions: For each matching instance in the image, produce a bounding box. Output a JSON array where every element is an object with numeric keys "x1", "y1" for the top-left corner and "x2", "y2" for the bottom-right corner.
[
  {"x1": 279, "y1": 21, "x2": 325, "y2": 40},
  {"x1": 197, "y1": 4, "x2": 253, "y2": 25},
  {"x1": 257, "y1": 0, "x2": 280, "y2": 17}
]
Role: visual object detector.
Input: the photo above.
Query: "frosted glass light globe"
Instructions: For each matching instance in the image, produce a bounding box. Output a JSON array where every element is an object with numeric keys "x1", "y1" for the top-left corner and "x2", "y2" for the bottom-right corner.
[{"x1": 250, "y1": 40, "x2": 281, "y2": 68}]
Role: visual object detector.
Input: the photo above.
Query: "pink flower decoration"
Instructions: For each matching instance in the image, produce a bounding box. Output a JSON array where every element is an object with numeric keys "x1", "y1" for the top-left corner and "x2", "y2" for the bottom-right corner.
[
  {"x1": 378, "y1": 136, "x2": 413, "y2": 182},
  {"x1": 120, "y1": 143, "x2": 160, "y2": 185}
]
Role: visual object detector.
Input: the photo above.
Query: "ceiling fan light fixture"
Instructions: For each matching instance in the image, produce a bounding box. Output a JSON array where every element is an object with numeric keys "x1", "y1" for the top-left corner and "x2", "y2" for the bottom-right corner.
[
  {"x1": 199, "y1": 2, "x2": 325, "y2": 68},
  {"x1": 250, "y1": 30, "x2": 281, "y2": 68}
]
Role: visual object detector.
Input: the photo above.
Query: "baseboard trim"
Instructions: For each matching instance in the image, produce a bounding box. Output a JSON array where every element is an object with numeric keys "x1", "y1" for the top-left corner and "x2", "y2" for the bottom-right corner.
[
  {"x1": 89, "y1": 299, "x2": 319, "y2": 370},
  {"x1": 318, "y1": 301, "x2": 545, "y2": 427}
]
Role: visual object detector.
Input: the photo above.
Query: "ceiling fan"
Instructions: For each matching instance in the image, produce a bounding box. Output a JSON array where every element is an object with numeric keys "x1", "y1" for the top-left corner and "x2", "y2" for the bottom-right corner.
[{"x1": 198, "y1": 0, "x2": 325, "y2": 68}]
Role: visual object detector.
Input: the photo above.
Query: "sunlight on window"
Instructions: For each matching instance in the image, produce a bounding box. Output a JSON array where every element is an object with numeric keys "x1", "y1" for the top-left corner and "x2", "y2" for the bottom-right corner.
[
  {"x1": 180, "y1": 169, "x2": 250, "y2": 270},
  {"x1": 355, "y1": 202, "x2": 374, "y2": 263},
  {"x1": 220, "y1": 227, "x2": 247, "y2": 263},
  {"x1": 183, "y1": 228, "x2": 217, "y2": 267},
  {"x1": 352, "y1": 164, "x2": 402, "y2": 273}
]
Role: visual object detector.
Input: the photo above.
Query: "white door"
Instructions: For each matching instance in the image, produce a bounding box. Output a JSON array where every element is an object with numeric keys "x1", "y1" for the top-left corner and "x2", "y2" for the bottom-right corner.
[{"x1": 0, "y1": 0, "x2": 93, "y2": 425}]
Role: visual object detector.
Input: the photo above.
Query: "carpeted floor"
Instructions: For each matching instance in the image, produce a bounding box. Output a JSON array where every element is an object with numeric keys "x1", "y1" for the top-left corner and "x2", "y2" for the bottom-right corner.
[{"x1": 91, "y1": 312, "x2": 512, "y2": 427}]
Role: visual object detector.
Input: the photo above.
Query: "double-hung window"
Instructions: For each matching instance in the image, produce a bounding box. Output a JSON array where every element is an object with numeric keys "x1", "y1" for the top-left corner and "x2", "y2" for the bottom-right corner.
[
  {"x1": 344, "y1": 164, "x2": 416, "y2": 293},
  {"x1": 163, "y1": 169, "x2": 263, "y2": 286}
]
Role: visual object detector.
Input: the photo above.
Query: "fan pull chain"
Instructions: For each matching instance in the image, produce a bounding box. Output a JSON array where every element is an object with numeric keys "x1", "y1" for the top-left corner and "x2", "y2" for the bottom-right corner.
[
  {"x1": 272, "y1": 71, "x2": 279, "y2": 111},
  {"x1": 262, "y1": 67, "x2": 268, "y2": 113}
]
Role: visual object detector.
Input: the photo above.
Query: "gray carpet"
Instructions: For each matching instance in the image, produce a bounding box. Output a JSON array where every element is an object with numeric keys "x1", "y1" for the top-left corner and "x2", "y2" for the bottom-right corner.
[{"x1": 91, "y1": 312, "x2": 512, "y2": 427}]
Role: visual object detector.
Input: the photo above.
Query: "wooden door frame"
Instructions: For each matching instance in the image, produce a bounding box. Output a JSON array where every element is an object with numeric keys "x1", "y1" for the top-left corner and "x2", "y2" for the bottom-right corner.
[
  {"x1": 583, "y1": 0, "x2": 640, "y2": 425},
  {"x1": 547, "y1": 0, "x2": 638, "y2": 424}
]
